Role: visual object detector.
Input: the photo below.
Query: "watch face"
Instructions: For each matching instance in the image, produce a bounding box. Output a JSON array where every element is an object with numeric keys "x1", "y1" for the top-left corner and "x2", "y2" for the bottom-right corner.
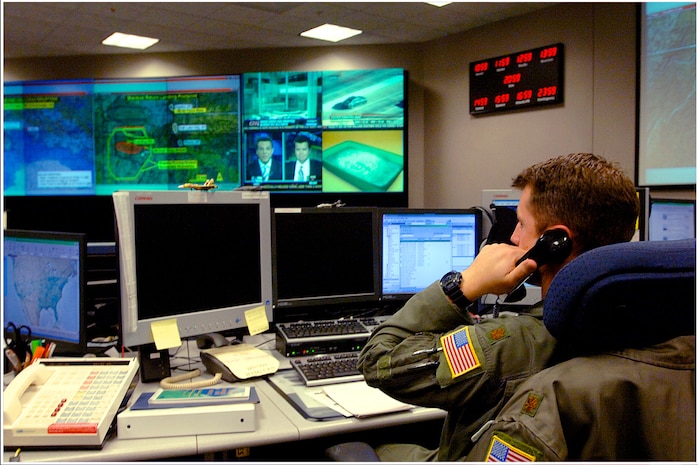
[{"x1": 441, "y1": 271, "x2": 461, "y2": 289}]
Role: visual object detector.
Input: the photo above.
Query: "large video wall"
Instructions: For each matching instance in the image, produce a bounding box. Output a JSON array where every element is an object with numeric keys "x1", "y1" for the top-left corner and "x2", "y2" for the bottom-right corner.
[{"x1": 4, "y1": 68, "x2": 407, "y2": 199}]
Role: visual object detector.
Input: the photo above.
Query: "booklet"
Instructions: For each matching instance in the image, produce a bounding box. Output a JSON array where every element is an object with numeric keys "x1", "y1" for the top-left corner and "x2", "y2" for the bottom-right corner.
[{"x1": 148, "y1": 386, "x2": 251, "y2": 406}]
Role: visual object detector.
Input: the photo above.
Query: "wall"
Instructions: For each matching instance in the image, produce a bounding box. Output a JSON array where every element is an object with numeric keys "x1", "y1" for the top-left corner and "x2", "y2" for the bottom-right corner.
[
  {"x1": 7, "y1": 3, "x2": 676, "y2": 209},
  {"x1": 420, "y1": 2, "x2": 638, "y2": 208}
]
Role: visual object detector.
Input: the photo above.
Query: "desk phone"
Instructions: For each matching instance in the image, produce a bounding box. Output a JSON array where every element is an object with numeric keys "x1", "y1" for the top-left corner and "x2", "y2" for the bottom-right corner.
[{"x1": 3, "y1": 357, "x2": 139, "y2": 449}]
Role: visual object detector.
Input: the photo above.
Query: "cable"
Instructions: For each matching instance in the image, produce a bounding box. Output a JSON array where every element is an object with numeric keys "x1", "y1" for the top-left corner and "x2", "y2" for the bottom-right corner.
[{"x1": 159, "y1": 369, "x2": 222, "y2": 390}]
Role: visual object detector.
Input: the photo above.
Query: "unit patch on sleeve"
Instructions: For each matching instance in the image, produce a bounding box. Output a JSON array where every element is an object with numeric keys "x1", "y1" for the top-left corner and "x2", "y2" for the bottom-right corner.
[
  {"x1": 439, "y1": 326, "x2": 481, "y2": 378},
  {"x1": 486, "y1": 432, "x2": 541, "y2": 462}
]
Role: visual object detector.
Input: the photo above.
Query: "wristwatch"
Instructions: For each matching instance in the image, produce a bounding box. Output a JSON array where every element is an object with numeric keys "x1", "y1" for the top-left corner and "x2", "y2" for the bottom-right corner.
[{"x1": 440, "y1": 270, "x2": 473, "y2": 310}]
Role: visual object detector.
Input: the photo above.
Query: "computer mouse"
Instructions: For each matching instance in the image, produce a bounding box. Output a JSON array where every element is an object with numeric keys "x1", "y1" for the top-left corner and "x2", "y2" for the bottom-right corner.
[{"x1": 196, "y1": 332, "x2": 230, "y2": 349}]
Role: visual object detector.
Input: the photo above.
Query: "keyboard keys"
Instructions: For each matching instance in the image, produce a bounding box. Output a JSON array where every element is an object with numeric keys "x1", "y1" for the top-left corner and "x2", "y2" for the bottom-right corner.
[{"x1": 292, "y1": 352, "x2": 363, "y2": 386}]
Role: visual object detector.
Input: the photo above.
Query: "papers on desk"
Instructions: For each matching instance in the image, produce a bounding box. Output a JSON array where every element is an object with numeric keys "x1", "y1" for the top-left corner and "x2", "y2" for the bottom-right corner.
[
  {"x1": 322, "y1": 382, "x2": 413, "y2": 418},
  {"x1": 266, "y1": 369, "x2": 412, "y2": 420}
]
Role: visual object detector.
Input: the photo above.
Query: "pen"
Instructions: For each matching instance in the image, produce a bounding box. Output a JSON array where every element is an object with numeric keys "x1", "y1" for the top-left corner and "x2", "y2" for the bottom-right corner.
[
  {"x1": 406, "y1": 360, "x2": 440, "y2": 371},
  {"x1": 411, "y1": 347, "x2": 443, "y2": 356}
]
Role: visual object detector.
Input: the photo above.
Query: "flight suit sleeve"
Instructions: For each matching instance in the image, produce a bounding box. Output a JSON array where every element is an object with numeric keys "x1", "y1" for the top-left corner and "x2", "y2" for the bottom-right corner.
[{"x1": 358, "y1": 282, "x2": 555, "y2": 411}]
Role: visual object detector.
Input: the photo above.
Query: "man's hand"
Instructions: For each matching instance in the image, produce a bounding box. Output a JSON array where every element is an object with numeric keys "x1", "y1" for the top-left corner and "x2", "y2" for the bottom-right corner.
[{"x1": 461, "y1": 243, "x2": 537, "y2": 300}]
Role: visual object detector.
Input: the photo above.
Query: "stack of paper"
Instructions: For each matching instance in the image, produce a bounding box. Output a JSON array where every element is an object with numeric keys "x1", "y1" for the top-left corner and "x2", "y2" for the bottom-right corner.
[{"x1": 322, "y1": 382, "x2": 413, "y2": 418}]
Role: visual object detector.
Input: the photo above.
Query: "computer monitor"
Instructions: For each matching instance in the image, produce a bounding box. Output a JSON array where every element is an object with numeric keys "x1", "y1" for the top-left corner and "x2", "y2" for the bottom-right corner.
[
  {"x1": 114, "y1": 190, "x2": 273, "y2": 348},
  {"x1": 380, "y1": 209, "x2": 481, "y2": 302},
  {"x1": 649, "y1": 198, "x2": 696, "y2": 241},
  {"x1": 3, "y1": 229, "x2": 87, "y2": 355},
  {"x1": 272, "y1": 207, "x2": 380, "y2": 321}
]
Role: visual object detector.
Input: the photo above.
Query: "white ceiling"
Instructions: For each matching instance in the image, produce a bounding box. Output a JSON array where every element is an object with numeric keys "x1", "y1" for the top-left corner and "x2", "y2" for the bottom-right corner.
[{"x1": 3, "y1": 2, "x2": 556, "y2": 59}]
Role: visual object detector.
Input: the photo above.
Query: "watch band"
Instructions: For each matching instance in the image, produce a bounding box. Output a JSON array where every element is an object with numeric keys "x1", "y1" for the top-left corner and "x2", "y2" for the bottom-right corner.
[{"x1": 440, "y1": 270, "x2": 473, "y2": 311}]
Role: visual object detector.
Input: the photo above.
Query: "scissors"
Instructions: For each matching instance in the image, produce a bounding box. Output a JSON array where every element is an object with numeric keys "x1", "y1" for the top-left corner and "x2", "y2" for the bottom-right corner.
[{"x1": 5, "y1": 322, "x2": 32, "y2": 363}]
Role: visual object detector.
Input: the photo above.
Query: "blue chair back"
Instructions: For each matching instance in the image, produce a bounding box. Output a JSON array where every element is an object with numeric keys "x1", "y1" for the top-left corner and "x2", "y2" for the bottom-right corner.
[{"x1": 544, "y1": 239, "x2": 695, "y2": 351}]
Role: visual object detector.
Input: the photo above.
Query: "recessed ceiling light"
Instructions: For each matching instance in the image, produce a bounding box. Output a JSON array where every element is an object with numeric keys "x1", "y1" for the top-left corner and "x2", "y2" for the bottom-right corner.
[
  {"x1": 102, "y1": 32, "x2": 159, "y2": 50},
  {"x1": 425, "y1": 1, "x2": 452, "y2": 6},
  {"x1": 300, "y1": 24, "x2": 362, "y2": 43}
]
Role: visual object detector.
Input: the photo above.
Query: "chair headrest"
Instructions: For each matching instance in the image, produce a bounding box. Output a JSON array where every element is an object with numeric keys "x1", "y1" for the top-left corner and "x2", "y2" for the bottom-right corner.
[{"x1": 544, "y1": 239, "x2": 696, "y2": 351}]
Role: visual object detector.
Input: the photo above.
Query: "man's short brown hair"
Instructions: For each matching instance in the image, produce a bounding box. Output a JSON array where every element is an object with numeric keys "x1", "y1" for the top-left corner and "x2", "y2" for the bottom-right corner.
[{"x1": 512, "y1": 153, "x2": 639, "y2": 253}]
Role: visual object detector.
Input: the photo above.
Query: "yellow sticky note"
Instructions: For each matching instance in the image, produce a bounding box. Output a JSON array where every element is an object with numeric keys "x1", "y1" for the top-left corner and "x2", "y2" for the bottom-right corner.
[
  {"x1": 245, "y1": 305, "x2": 269, "y2": 336},
  {"x1": 150, "y1": 319, "x2": 182, "y2": 350}
]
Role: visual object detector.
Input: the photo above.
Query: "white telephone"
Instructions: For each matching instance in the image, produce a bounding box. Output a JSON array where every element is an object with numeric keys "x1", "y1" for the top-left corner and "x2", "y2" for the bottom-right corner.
[
  {"x1": 3, "y1": 357, "x2": 139, "y2": 448},
  {"x1": 200, "y1": 343, "x2": 280, "y2": 383}
]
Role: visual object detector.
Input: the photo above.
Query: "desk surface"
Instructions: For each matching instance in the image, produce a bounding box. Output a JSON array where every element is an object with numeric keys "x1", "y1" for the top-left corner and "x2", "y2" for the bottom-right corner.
[{"x1": 3, "y1": 337, "x2": 445, "y2": 462}]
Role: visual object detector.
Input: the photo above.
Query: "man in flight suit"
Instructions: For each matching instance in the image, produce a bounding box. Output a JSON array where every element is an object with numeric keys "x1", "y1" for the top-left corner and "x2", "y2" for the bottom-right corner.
[{"x1": 358, "y1": 153, "x2": 640, "y2": 461}]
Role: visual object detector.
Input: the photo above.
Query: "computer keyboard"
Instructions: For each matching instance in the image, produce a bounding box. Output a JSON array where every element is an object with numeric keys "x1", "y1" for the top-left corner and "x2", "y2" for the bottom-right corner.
[
  {"x1": 275, "y1": 316, "x2": 390, "y2": 357},
  {"x1": 280, "y1": 318, "x2": 372, "y2": 339},
  {"x1": 291, "y1": 352, "x2": 363, "y2": 386}
]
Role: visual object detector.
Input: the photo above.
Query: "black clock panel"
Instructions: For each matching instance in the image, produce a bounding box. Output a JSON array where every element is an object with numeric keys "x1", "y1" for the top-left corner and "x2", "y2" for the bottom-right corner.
[{"x1": 470, "y1": 43, "x2": 564, "y2": 115}]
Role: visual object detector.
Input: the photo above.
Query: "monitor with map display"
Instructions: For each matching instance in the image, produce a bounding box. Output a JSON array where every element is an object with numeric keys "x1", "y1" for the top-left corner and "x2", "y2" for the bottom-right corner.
[{"x1": 3, "y1": 229, "x2": 87, "y2": 355}]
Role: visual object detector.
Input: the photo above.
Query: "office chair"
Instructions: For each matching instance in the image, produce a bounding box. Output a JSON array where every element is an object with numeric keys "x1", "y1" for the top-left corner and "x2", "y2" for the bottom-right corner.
[{"x1": 325, "y1": 238, "x2": 696, "y2": 462}]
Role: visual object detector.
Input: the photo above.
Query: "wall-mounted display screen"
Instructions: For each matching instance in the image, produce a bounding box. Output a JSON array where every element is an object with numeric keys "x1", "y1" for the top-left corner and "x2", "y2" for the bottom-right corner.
[
  {"x1": 470, "y1": 43, "x2": 564, "y2": 115},
  {"x1": 637, "y1": 2, "x2": 696, "y2": 187},
  {"x1": 241, "y1": 68, "x2": 406, "y2": 195},
  {"x1": 4, "y1": 75, "x2": 241, "y2": 196},
  {"x1": 4, "y1": 68, "x2": 408, "y2": 241}
]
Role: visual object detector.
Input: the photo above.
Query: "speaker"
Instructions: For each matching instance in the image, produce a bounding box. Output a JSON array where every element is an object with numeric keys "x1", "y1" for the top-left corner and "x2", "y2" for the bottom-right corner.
[{"x1": 138, "y1": 343, "x2": 171, "y2": 383}]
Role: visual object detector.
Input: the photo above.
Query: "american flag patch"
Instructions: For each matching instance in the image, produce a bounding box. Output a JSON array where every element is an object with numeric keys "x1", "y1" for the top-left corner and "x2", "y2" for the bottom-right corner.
[
  {"x1": 440, "y1": 326, "x2": 480, "y2": 378},
  {"x1": 486, "y1": 435, "x2": 536, "y2": 462}
]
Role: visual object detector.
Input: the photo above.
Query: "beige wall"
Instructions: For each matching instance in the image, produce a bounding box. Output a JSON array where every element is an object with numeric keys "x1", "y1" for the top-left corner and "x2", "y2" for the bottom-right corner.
[{"x1": 8, "y1": 3, "x2": 686, "y2": 207}]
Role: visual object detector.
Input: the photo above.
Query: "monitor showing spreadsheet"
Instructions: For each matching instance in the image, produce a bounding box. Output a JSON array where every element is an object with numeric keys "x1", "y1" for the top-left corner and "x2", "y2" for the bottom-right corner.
[{"x1": 380, "y1": 209, "x2": 481, "y2": 301}]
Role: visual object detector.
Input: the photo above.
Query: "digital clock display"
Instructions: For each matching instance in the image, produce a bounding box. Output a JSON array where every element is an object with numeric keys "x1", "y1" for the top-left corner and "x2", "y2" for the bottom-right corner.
[{"x1": 470, "y1": 43, "x2": 564, "y2": 115}]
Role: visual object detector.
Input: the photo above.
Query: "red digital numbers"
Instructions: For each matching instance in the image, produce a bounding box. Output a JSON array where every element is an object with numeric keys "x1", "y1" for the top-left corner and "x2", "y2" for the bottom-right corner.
[
  {"x1": 537, "y1": 86, "x2": 557, "y2": 98},
  {"x1": 473, "y1": 97, "x2": 488, "y2": 107},
  {"x1": 539, "y1": 46, "x2": 558, "y2": 59},
  {"x1": 516, "y1": 90, "x2": 533, "y2": 101},
  {"x1": 474, "y1": 62, "x2": 489, "y2": 73},
  {"x1": 503, "y1": 73, "x2": 521, "y2": 85},
  {"x1": 495, "y1": 57, "x2": 510, "y2": 68},
  {"x1": 516, "y1": 52, "x2": 533, "y2": 64},
  {"x1": 494, "y1": 93, "x2": 510, "y2": 105}
]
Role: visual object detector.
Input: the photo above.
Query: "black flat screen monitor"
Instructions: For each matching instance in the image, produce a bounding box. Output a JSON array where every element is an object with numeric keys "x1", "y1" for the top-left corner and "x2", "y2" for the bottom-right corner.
[
  {"x1": 380, "y1": 209, "x2": 481, "y2": 302},
  {"x1": 3, "y1": 229, "x2": 87, "y2": 355},
  {"x1": 114, "y1": 190, "x2": 273, "y2": 347},
  {"x1": 649, "y1": 198, "x2": 696, "y2": 241},
  {"x1": 272, "y1": 207, "x2": 380, "y2": 320}
]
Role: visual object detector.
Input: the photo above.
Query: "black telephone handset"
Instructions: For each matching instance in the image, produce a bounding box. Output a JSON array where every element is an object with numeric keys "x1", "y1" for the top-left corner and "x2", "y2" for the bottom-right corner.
[{"x1": 516, "y1": 228, "x2": 572, "y2": 267}]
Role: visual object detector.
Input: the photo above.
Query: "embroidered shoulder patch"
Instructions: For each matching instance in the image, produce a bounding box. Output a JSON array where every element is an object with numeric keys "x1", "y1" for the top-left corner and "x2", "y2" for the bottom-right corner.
[
  {"x1": 439, "y1": 326, "x2": 481, "y2": 378},
  {"x1": 521, "y1": 392, "x2": 543, "y2": 417},
  {"x1": 486, "y1": 432, "x2": 542, "y2": 462}
]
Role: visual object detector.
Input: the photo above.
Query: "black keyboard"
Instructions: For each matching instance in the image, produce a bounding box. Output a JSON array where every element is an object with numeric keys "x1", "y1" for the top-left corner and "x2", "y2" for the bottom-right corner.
[
  {"x1": 275, "y1": 316, "x2": 390, "y2": 357},
  {"x1": 291, "y1": 352, "x2": 363, "y2": 386},
  {"x1": 278, "y1": 319, "x2": 370, "y2": 339}
]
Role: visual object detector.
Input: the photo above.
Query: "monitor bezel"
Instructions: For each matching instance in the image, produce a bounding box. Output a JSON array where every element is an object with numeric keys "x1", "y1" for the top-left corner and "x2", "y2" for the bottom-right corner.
[
  {"x1": 114, "y1": 190, "x2": 273, "y2": 348},
  {"x1": 3, "y1": 228, "x2": 88, "y2": 355},
  {"x1": 378, "y1": 207, "x2": 482, "y2": 303}
]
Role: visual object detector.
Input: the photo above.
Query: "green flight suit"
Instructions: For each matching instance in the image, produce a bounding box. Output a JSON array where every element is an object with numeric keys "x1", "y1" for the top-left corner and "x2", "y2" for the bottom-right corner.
[
  {"x1": 358, "y1": 282, "x2": 557, "y2": 462},
  {"x1": 466, "y1": 335, "x2": 696, "y2": 461}
]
